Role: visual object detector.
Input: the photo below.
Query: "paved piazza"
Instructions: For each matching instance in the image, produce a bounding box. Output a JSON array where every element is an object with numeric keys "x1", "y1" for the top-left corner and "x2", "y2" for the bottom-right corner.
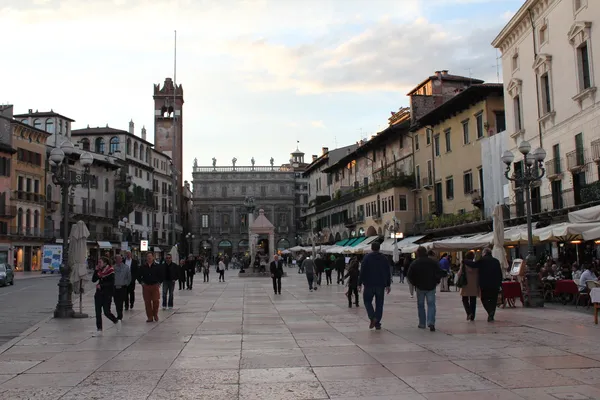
[{"x1": 0, "y1": 270, "x2": 599, "y2": 400}]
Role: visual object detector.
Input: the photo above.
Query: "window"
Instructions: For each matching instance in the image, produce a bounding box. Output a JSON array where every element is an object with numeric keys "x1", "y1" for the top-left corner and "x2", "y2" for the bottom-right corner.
[
  {"x1": 33, "y1": 119, "x2": 41, "y2": 130},
  {"x1": 109, "y1": 136, "x2": 119, "y2": 154},
  {"x1": 475, "y1": 112, "x2": 484, "y2": 138},
  {"x1": 578, "y1": 43, "x2": 591, "y2": 90},
  {"x1": 104, "y1": 178, "x2": 109, "y2": 192},
  {"x1": 398, "y1": 195, "x2": 407, "y2": 211},
  {"x1": 541, "y1": 73, "x2": 552, "y2": 114},
  {"x1": 44, "y1": 119, "x2": 54, "y2": 134},
  {"x1": 462, "y1": 120, "x2": 469, "y2": 144},
  {"x1": 133, "y1": 142, "x2": 138, "y2": 158},
  {"x1": 574, "y1": 0, "x2": 583, "y2": 12},
  {"x1": 0, "y1": 157, "x2": 10, "y2": 177},
  {"x1": 126, "y1": 139, "x2": 131, "y2": 155},
  {"x1": 140, "y1": 145, "x2": 144, "y2": 160},
  {"x1": 241, "y1": 186, "x2": 246, "y2": 195},
  {"x1": 495, "y1": 112, "x2": 506, "y2": 132},
  {"x1": 415, "y1": 165, "x2": 421, "y2": 189},
  {"x1": 388, "y1": 196, "x2": 394, "y2": 212},
  {"x1": 444, "y1": 129, "x2": 451, "y2": 152},
  {"x1": 463, "y1": 171, "x2": 473, "y2": 194},
  {"x1": 260, "y1": 186, "x2": 267, "y2": 197},
  {"x1": 415, "y1": 134, "x2": 420, "y2": 151},
  {"x1": 514, "y1": 95, "x2": 522, "y2": 131},
  {"x1": 91, "y1": 199, "x2": 96, "y2": 213},
  {"x1": 95, "y1": 137, "x2": 105, "y2": 154},
  {"x1": 539, "y1": 23, "x2": 548, "y2": 46},
  {"x1": 433, "y1": 135, "x2": 440, "y2": 157},
  {"x1": 426, "y1": 129, "x2": 432, "y2": 145},
  {"x1": 81, "y1": 138, "x2": 90, "y2": 151},
  {"x1": 446, "y1": 177, "x2": 454, "y2": 200},
  {"x1": 417, "y1": 198, "x2": 423, "y2": 219},
  {"x1": 512, "y1": 51, "x2": 519, "y2": 72},
  {"x1": 279, "y1": 185, "x2": 285, "y2": 194}
]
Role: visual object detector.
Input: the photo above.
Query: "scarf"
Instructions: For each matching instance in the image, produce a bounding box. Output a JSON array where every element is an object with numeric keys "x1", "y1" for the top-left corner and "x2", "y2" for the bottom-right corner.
[{"x1": 98, "y1": 264, "x2": 115, "y2": 279}]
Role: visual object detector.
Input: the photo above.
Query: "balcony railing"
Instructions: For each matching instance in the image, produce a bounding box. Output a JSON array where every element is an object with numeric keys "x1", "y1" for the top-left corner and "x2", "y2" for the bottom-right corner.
[
  {"x1": 422, "y1": 176, "x2": 433, "y2": 188},
  {"x1": 8, "y1": 226, "x2": 44, "y2": 237},
  {"x1": 592, "y1": 139, "x2": 600, "y2": 162},
  {"x1": 567, "y1": 148, "x2": 587, "y2": 171},
  {"x1": 70, "y1": 205, "x2": 114, "y2": 219},
  {"x1": 545, "y1": 158, "x2": 562, "y2": 179},
  {"x1": 12, "y1": 191, "x2": 45, "y2": 204},
  {"x1": 0, "y1": 205, "x2": 17, "y2": 218}
]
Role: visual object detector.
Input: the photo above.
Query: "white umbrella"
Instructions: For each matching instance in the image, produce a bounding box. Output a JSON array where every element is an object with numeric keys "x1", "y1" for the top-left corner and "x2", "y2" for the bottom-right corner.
[
  {"x1": 491, "y1": 205, "x2": 509, "y2": 278},
  {"x1": 68, "y1": 220, "x2": 90, "y2": 318},
  {"x1": 170, "y1": 245, "x2": 179, "y2": 265}
]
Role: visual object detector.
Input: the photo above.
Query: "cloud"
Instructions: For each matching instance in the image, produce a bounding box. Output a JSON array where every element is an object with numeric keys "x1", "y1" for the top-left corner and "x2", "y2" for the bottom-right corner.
[{"x1": 310, "y1": 120, "x2": 325, "y2": 129}]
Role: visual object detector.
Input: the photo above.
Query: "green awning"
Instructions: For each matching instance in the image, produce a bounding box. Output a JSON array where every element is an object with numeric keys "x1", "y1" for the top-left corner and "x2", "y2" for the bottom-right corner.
[
  {"x1": 350, "y1": 237, "x2": 368, "y2": 247},
  {"x1": 335, "y1": 239, "x2": 350, "y2": 246}
]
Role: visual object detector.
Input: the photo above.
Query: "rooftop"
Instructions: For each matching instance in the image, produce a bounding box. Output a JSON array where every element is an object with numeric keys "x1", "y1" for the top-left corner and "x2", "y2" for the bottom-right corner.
[
  {"x1": 14, "y1": 109, "x2": 75, "y2": 122},
  {"x1": 72, "y1": 126, "x2": 155, "y2": 148},
  {"x1": 407, "y1": 70, "x2": 484, "y2": 96}
]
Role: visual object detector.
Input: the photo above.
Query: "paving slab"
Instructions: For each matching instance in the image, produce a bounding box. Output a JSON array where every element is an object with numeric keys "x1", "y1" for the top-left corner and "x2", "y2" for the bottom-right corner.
[{"x1": 0, "y1": 270, "x2": 599, "y2": 399}]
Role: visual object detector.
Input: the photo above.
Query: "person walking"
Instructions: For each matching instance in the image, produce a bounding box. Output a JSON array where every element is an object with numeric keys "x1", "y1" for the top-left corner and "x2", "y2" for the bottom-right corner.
[
  {"x1": 270, "y1": 254, "x2": 284, "y2": 295},
  {"x1": 335, "y1": 255, "x2": 346, "y2": 284},
  {"x1": 112, "y1": 255, "x2": 131, "y2": 322},
  {"x1": 315, "y1": 254, "x2": 325, "y2": 286},
  {"x1": 202, "y1": 258, "x2": 210, "y2": 282},
  {"x1": 138, "y1": 252, "x2": 164, "y2": 323},
  {"x1": 439, "y1": 253, "x2": 451, "y2": 292},
  {"x1": 456, "y1": 251, "x2": 479, "y2": 321},
  {"x1": 403, "y1": 256, "x2": 414, "y2": 297},
  {"x1": 217, "y1": 258, "x2": 226, "y2": 282},
  {"x1": 178, "y1": 259, "x2": 187, "y2": 290},
  {"x1": 345, "y1": 257, "x2": 360, "y2": 307},
  {"x1": 92, "y1": 257, "x2": 119, "y2": 333},
  {"x1": 162, "y1": 253, "x2": 178, "y2": 309},
  {"x1": 185, "y1": 255, "x2": 196, "y2": 290},
  {"x1": 358, "y1": 242, "x2": 391, "y2": 330},
  {"x1": 301, "y1": 256, "x2": 316, "y2": 291},
  {"x1": 463, "y1": 248, "x2": 503, "y2": 322},
  {"x1": 324, "y1": 256, "x2": 333, "y2": 285},
  {"x1": 124, "y1": 251, "x2": 139, "y2": 310},
  {"x1": 407, "y1": 246, "x2": 442, "y2": 332}
]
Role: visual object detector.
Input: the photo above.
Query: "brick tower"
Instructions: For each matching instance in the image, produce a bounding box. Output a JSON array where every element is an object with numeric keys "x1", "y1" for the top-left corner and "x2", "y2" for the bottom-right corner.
[{"x1": 153, "y1": 77, "x2": 184, "y2": 177}]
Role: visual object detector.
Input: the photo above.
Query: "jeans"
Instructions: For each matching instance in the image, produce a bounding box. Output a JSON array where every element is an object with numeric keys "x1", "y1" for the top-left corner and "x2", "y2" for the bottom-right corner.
[
  {"x1": 272, "y1": 276, "x2": 281, "y2": 293},
  {"x1": 325, "y1": 270, "x2": 332, "y2": 285},
  {"x1": 306, "y1": 273, "x2": 314, "y2": 290},
  {"x1": 125, "y1": 282, "x2": 135, "y2": 309},
  {"x1": 347, "y1": 286, "x2": 359, "y2": 305},
  {"x1": 336, "y1": 269, "x2": 344, "y2": 284},
  {"x1": 162, "y1": 280, "x2": 176, "y2": 308},
  {"x1": 440, "y1": 276, "x2": 449, "y2": 291},
  {"x1": 219, "y1": 270, "x2": 225, "y2": 281},
  {"x1": 363, "y1": 286, "x2": 385, "y2": 325},
  {"x1": 94, "y1": 289, "x2": 118, "y2": 330},
  {"x1": 416, "y1": 289, "x2": 436, "y2": 327},
  {"x1": 113, "y1": 287, "x2": 127, "y2": 320},
  {"x1": 203, "y1": 271, "x2": 209, "y2": 282},
  {"x1": 462, "y1": 296, "x2": 477, "y2": 319},
  {"x1": 480, "y1": 288, "x2": 499, "y2": 318},
  {"x1": 399, "y1": 270, "x2": 404, "y2": 283},
  {"x1": 408, "y1": 283, "x2": 414, "y2": 296},
  {"x1": 178, "y1": 278, "x2": 186, "y2": 290},
  {"x1": 186, "y1": 273, "x2": 194, "y2": 289}
]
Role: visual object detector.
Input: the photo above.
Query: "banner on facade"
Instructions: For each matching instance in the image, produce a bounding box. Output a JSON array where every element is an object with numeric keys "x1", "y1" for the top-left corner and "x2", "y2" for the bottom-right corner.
[{"x1": 42, "y1": 245, "x2": 63, "y2": 273}]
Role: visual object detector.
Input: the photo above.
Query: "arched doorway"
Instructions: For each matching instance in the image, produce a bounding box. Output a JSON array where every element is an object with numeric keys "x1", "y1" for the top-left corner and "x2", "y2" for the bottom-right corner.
[
  {"x1": 334, "y1": 232, "x2": 341, "y2": 242},
  {"x1": 238, "y1": 239, "x2": 249, "y2": 255},
  {"x1": 277, "y1": 238, "x2": 290, "y2": 251},
  {"x1": 201, "y1": 240, "x2": 212, "y2": 257},
  {"x1": 342, "y1": 231, "x2": 349, "y2": 239},
  {"x1": 366, "y1": 226, "x2": 377, "y2": 237},
  {"x1": 218, "y1": 240, "x2": 232, "y2": 257}
]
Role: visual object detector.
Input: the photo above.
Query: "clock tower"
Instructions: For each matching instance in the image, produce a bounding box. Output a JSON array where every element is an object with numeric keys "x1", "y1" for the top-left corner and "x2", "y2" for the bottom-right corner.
[{"x1": 153, "y1": 77, "x2": 184, "y2": 177}]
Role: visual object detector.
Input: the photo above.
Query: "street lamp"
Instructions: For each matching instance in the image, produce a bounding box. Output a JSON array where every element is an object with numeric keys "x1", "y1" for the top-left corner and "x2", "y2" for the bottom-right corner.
[
  {"x1": 311, "y1": 231, "x2": 323, "y2": 258},
  {"x1": 186, "y1": 232, "x2": 195, "y2": 256},
  {"x1": 502, "y1": 140, "x2": 546, "y2": 307},
  {"x1": 49, "y1": 139, "x2": 93, "y2": 319},
  {"x1": 386, "y1": 216, "x2": 403, "y2": 263}
]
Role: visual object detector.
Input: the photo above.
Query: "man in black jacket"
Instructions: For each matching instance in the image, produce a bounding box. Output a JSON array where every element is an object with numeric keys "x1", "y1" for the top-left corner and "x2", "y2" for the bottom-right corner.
[
  {"x1": 407, "y1": 246, "x2": 442, "y2": 331},
  {"x1": 124, "y1": 251, "x2": 139, "y2": 310},
  {"x1": 138, "y1": 252, "x2": 165, "y2": 322},
  {"x1": 162, "y1": 254, "x2": 178, "y2": 309},
  {"x1": 270, "y1": 254, "x2": 284, "y2": 295},
  {"x1": 358, "y1": 242, "x2": 391, "y2": 330},
  {"x1": 185, "y1": 256, "x2": 196, "y2": 290},
  {"x1": 335, "y1": 255, "x2": 346, "y2": 284},
  {"x1": 463, "y1": 248, "x2": 503, "y2": 322}
]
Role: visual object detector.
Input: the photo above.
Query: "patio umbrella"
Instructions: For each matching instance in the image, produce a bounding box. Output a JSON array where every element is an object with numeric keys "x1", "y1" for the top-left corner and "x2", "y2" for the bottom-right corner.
[
  {"x1": 68, "y1": 220, "x2": 90, "y2": 318},
  {"x1": 170, "y1": 245, "x2": 179, "y2": 265},
  {"x1": 492, "y1": 204, "x2": 509, "y2": 278}
]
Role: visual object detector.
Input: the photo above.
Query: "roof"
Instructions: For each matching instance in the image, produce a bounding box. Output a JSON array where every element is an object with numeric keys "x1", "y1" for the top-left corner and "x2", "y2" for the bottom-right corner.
[
  {"x1": 14, "y1": 110, "x2": 75, "y2": 122},
  {"x1": 303, "y1": 144, "x2": 358, "y2": 176},
  {"x1": 491, "y1": 0, "x2": 536, "y2": 48},
  {"x1": 407, "y1": 73, "x2": 484, "y2": 96},
  {"x1": 323, "y1": 120, "x2": 411, "y2": 173},
  {"x1": 72, "y1": 126, "x2": 155, "y2": 147},
  {"x1": 411, "y1": 84, "x2": 504, "y2": 130},
  {"x1": 250, "y1": 209, "x2": 274, "y2": 233},
  {"x1": 0, "y1": 115, "x2": 52, "y2": 136}
]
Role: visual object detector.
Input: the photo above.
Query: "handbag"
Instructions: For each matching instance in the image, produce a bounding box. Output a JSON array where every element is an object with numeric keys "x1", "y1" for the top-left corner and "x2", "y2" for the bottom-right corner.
[{"x1": 456, "y1": 266, "x2": 468, "y2": 288}]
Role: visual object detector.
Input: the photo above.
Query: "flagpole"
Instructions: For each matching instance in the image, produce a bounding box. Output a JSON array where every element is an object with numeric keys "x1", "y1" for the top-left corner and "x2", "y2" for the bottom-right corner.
[{"x1": 171, "y1": 29, "x2": 178, "y2": 253}]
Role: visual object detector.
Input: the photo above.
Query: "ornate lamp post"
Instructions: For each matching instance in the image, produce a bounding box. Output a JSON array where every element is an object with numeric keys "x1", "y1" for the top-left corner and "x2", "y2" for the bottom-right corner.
[
  {"x1": 185, "y1": 232, "x2": 195, "y2": 256},
  {"x1": 117, "y1": 217, "x2": 130, "y2": 241},
  {"x1": 501, "y1": 140, "x2": 546, "y2": 307},
  {"x1": 49, "y1": 140, "x2": 94, "y2": 318}
]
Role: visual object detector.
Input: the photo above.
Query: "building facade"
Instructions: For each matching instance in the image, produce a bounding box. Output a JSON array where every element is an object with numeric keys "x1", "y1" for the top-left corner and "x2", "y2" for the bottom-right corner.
[
  {"x1": 0, "y1": 106, "x2": 17, "y2": 265},
  {"x1": 151, "y1": 147, "x2": 176, "y2": 253},
  {"x1": 493, "y1": 0, "x2": 600, "y2": 216}
]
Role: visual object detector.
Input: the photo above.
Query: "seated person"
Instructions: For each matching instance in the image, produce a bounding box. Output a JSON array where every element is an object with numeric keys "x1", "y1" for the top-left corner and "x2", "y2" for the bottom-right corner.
[{"x1": 578, "y1": 264, "x2": 598, "y2": 292}]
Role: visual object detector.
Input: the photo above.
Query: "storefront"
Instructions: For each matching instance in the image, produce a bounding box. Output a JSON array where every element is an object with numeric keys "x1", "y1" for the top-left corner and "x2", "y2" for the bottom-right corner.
[{"x1": 12, "y1": 244, "x2": 42, "y2": 271}]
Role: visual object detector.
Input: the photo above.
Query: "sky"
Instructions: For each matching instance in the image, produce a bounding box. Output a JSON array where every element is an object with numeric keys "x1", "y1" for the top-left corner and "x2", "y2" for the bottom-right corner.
[{"x1": 2, "y1": 0, "x2": 523, "y2": 182}]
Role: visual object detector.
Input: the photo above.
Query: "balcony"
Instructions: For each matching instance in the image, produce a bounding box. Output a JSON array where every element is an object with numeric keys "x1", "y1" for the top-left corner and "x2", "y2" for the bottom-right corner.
[
  {"x1": 0, "y1": 205, "x2": 17, "y2": 219},
  {"x1": 46, "y1": 201, "x2": 59, "y2": 213},
  {"x1": 12, "y1": 191, "x2": 45, "y2": 204},
  {"x1": 422, "y1": 176, "x2": 433, "y2": 189},
  {"x1": 70, "y1": 205, "x2": 114, "y2": 220},
  {"x1": 470, "y1": 189, "x2": 483, "y2": 208},
  {"x1": 425, "y1": 209, "x2": 483, "y2": 231},
  {"x1": 277, "y1": 226, "x2": 290, "y2": 234},
  {"x1": 9, "y1": 226, "x2": 45, "y2": 238},
  {"x1": 545, "y1": 158, "x2": 563, "y2": 180},
  {"x1": 592, "y1": 139, "x2": 600, "y2": 162},
  {"x1": 567, "y1": 149, "x2": 587, "y2": 172}
]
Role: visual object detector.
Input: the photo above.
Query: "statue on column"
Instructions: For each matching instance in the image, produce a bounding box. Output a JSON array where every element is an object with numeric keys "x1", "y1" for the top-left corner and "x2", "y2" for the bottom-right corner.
[
  {"x1": 193, "y1": 158, "x2": 198, "y2": 169},
  {"x1": 251, "y1": 157, "x2": 255, "y2": 170},
  {"x1": 232, "y1": 157, "x2": 237, "y2": 169},
  {"x1": 212, "y1": 157, "x2": 217, "y2": 170},
  {"x1": 270, "y1": 157, "x2": 274, "y2": 170}
]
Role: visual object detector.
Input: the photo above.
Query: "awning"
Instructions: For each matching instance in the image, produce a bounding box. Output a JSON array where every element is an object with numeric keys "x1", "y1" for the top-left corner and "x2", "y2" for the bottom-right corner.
[
  {"x1": 153, "y1": 247, "x2": 162, "y2": 252},
  {"x1": 569, "y1": 205, "x2": 600, "y2": 223},
  {"x1": 350, "y1": 236, "x2": 380, "y2": 254},
  {"x1": 380, "y1": 235, "x2": 426, "y2": 254},
  {"x1": 97, "y1": 241, "x2": 112, "y2": 249},
  {"x1": 335, "y1": 239, "x2": 350, "y2": 246}
]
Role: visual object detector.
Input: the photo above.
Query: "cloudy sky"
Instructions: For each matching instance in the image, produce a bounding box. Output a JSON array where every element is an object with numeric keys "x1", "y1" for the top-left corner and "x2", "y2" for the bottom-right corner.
[{"x1": 2, "y1": 0, "x2": 521, "y2": 181}]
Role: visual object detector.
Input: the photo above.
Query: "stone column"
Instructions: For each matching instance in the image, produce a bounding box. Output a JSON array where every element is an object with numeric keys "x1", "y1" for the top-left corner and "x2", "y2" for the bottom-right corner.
[
  {"x1": 269, "y1": 231, "x2": 275, "y2": 262},
  {"x1": 248, "y1": 212, "x2": 255, "y2": 261}
]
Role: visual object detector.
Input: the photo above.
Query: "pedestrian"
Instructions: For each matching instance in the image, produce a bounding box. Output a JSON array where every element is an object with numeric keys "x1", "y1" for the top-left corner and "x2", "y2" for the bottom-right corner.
[
  {"x1": 138, "y1": 252, "x2": 164, "y2": 323},
  {"x1": 335, "y1": 255, "x2": 345, "y2": 284},
  {"x1": 345, "y1": 257, "x2": 360, "y2": 307},
  {"x1": 178, "y1": 259, "x2": 187, "y2": 290},
  {"x1": 270, "y1": 254, "x2": 284, "y2": 295},
  {"x1": 439, "y1": 253, "x2": 451, "y2": 292},
  {"x1": 92, "y1": 257, "x2": 119, "y2": 334},
  {"x1": 124, "y1": 251, "x2": 139, "y2": 310},
  {"x1": 324, "y1": 256, "x2": 333, "y2": 285},
  {"x1": 456, "y1": 251, "x2": 479, "y2": 321},
  {"x1": 112, "y1": 254, "x2": 131, "y2": 322},
  {"x1": 358, "y1": 242, "x2": 391, "y2": 330},
  {"x1": 315, "y1": 254, "x2": 325, "y2": 286},
  {"x1": 301, "y1": 256, "x2": 316, "y2": 291},
  {"x1": 185, "y1": 255, "x2": 195, "y2": 290},
  {"x1": 463, "y1": 248, "x2": 503, "y2": 322},
  {"x1": 202, "y1": 258, "x2": 210, "y2": 282},
  {"x1": 217, "y1": 258, "x2": 226, "y2": 282},
  {"x1": 403, "y1": 256, "x2": 414, "y2": 297},
  {"x1": 407, "y1": 246, "x2": 442, "y2": 332},
  {"x1": 162, "y1": 253, "x2": 178, "y2": 309}
]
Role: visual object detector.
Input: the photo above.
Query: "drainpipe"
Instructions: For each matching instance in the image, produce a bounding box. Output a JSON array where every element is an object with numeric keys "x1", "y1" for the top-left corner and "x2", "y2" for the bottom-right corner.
[
  {"x1": 528, "y1": 8, "x2": 543, "y2": 149},
  {"x1": 427, "y1": 126, "x2": 437, "y2": 215}
]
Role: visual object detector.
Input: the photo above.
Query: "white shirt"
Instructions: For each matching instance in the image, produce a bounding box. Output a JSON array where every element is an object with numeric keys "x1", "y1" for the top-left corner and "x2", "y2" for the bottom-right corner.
[
  {"x1": 579, "y1": 269, "x2": 598, "y2": 289},
  {"x1": 125, "y1": 258, "x2": 132, "y2": 268},
  {"x1": 218, "y1": 261, "x2": 225, "y2": 271}
]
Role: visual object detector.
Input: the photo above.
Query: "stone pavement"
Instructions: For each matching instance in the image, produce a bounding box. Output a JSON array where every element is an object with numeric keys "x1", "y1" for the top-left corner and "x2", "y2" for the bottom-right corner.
[{"x1": 1, "y1": 270, "x2": 599, "y2": 400}]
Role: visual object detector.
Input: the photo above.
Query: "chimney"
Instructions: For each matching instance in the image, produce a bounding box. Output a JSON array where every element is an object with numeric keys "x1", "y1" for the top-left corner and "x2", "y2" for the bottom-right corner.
[
  {"x1": 441, "y1": 70, "x2": 449, "y2": 76},
  {"x1": 434, "y1": 71, "x2": 442, "y2": 78},
  {"x1": 28, "y1": 109, "x2": 33, "y2": 114},
  {"x1": 322, "y1": 147, "x2": 328, "y2": 155},
  {"x1": 141, "y1": 126, "x2": 147, "y2": 140},
  {"x1": 129, "y1": 119, "x2": 134, "y2": 134},
  {"x1": 312, "y1": 155, "x2": 318, "y2": 162}
]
